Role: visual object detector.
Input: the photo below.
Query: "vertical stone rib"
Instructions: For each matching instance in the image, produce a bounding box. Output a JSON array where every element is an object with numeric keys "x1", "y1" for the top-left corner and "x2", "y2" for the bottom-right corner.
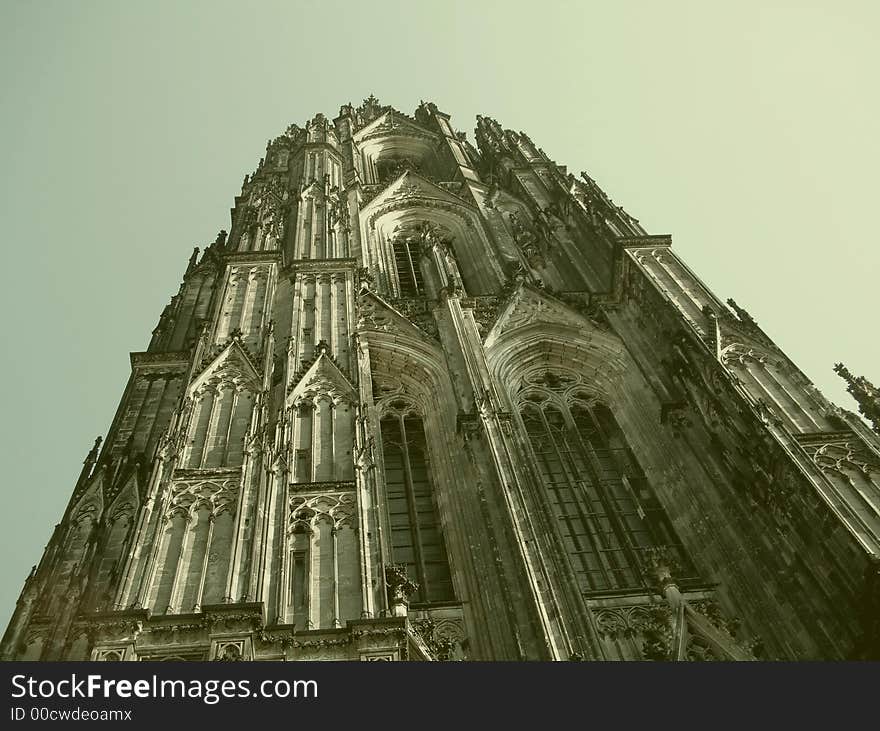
[
  {"x1": 220, "y1": 389, "x2": 240, "y2": 466},
  {"x1": 331, "y1": 527, "x2": 341, "y2": 628},
  {"x1": 193, "y1": 514, "x2": 215, "y2": 612},
  {"x1": 201, "y1": 387, "x2": 225, "y2": 468},
  {"x1": 166, "y1": 515, "x2": 193, "y2": 613}
]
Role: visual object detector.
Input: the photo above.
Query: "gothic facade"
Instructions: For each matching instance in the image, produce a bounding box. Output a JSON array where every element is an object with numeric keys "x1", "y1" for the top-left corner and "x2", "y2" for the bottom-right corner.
[{"x1": 4, "y1": 96, "x2": 879, "y2": 661}]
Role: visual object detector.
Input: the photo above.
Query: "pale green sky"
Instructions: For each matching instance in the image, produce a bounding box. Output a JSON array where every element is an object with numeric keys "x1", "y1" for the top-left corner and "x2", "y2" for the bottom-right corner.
[{"x1": 0, "y1": 0, "x2": 877, "y2": 626}]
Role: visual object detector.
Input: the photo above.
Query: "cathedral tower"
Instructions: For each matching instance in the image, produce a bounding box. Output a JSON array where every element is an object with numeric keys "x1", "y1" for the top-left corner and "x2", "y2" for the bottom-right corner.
[{"x1": 4, "y1": 97, "x2": 878, "y2": 661}]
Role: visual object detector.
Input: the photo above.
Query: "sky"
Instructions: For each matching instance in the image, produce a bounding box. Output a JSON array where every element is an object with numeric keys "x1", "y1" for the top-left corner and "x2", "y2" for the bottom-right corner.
[{"x1": 0, "y1": 0, "x2": 877, "y2": 628}]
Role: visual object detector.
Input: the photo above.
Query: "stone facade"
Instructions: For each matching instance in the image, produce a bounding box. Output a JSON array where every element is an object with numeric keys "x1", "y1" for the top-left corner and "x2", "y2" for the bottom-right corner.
[{"x1": 3, "y1": 96, "x2": 879, "y2": 661}]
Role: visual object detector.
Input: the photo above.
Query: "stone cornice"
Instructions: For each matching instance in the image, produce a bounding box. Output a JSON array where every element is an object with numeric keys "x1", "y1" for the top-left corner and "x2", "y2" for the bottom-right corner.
[
  {"x1": 793, "y1": 430, "x2": 860, "y2": 446},
  {"x1": 172, "y1": 466, "x2": 243, "y2": 480},
  {"x1": 618, "y1": 234, "x2": 673, "y2": 249},
  {"x1": 285, "y1": 257, "x2": 358, "y2": 276},
  {"x1": 288, "y1": 479, "x2": 356, "y2": 493},
  {"x1": 222, "y1": 250, "x2": 283, "y2": 265},
  {"x1": 130, "y1": 351, "x2": 190, "y2": 371}
]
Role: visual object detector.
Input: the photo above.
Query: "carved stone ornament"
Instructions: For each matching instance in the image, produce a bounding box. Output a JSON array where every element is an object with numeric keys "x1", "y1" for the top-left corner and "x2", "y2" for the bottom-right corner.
[
  {"x1": 385, "y1": 564, "x2": 418, "y2": 616},
  {"x1": 835, "y1": 363, "x2": 880, "y2": 434},
  {"x1": 213, "y1": 640, "x2": 245, "y2": 662}
]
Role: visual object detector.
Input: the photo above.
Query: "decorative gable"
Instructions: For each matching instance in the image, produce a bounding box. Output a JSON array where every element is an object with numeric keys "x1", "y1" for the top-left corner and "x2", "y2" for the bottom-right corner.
[
  {"x1": 354, "y1": 110, "x2": 438, "y2": 144},
  {"x1": 361, "y1": 169, "x2": 471, "y2": 220},
  {"x1": 356, "y1": 289, "x2": 439, "y2": 343},
  {"x1": 287, "y1": 347, "x2": 357, "y2": 407},
  {"x1": 484, "y1": 283, "x2": 600, "y2": 346},
  {"x1": 68, "y1": 469, "x2": 105, "y2": 525},
  {"x1": 189, "y1": 339, "x2": 261, "y2": 395}
]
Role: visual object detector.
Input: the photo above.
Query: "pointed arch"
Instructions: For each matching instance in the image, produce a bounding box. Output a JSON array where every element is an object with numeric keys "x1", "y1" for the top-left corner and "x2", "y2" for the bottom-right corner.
[
  {"x1": 183, "y1": 341, "x2": 260, "y2": 469},
  {"x1": 287, "y1": 350, "x2": 357, "y2": 484},
  {"x1": 488, "y1": 293, "x2": 697, "y2": 596},
  {"x1": 485, "y1": 285, "x2": 628, "y2": 403},
  {"x1": 361, "y1": 323, "x2": 460, "y2": 606},
  {"x1": 360, "y1": 171, "x2": 504, "y2": 295},
  {"x1": 83, "y1": 472, "x2": 140, "y2": 612}
]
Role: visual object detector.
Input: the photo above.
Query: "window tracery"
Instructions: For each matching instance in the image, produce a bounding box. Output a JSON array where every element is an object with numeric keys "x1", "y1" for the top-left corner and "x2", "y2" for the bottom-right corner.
[
  {"x1": 378, "y1": 398, "x2": 455, "y2": 604},
  {"x1": 516, "y1": 368, "x2": 696, "y2": 594}
]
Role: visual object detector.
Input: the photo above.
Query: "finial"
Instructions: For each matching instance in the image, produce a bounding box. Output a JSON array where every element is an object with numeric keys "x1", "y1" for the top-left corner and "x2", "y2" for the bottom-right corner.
[
  {"x1": 314, "y1": 339, "x2": 331, "y2": 357},
  {"x1": 385, "y1": 563, "x2": 418, "y2": 617},
  {"x1": 84, "y1": 436, "x2": 102, "y2": 466},
  {"x1": 186, "y1": 247, "x2": 199, "y2": 272},
  {"x1": 726, "y1": 298, "x2": 757, "y2": 328},
  {"x1": 834, "y1": 363, "x2": 880, "y2": 433}
]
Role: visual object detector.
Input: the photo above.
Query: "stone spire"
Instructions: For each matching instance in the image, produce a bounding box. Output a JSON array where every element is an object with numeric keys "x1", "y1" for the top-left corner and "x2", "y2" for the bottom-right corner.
[{"x1": 834, "y1": 363, "x2": 880, "y2": 433}]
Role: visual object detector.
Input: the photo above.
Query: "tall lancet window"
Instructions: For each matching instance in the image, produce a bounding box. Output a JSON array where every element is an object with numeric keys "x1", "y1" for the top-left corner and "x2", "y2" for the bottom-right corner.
[
  {"x1": 380, "y1": 405, "x2": 454, "y2": 603},
  {"x1": 392, "y1": 236, "x2": 424, "y2": 297},
  {"x1": 519, "y1": 376, "x2": 695, "y2": 595}
]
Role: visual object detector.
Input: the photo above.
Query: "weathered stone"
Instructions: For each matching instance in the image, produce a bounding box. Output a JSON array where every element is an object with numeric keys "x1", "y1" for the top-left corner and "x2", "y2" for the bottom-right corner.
[{"x1": 3, "y1": 99, "x2": 878, "y2": 662}]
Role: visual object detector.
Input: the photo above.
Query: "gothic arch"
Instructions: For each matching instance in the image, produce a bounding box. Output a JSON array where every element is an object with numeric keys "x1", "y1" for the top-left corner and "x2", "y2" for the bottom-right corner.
[
  {"x1": 287, "y1": 351, "x2": 357, "y2": 484},
  {"x1": 83, "y1": 475, "x2": 140, "y2": 612},
  {"x1": 363, "y1": 326, "x2": 461, "y2": 605},
  {"x1": 487, "y1": 299, "x2": 698, "y2": 599},
  {"x1": 505, "y1": 359, "x2": 696, "y2": 597},
  {"x1": 42, "y1": 476, "x2": 105, "y2": 616},
  {"x1": 484, "y1": 288, "x2": 628, "y2": 408},
  {"x1": 363, "y1": 319, "x2": 459, "y2": 424},
  {"x1": 182, "y1": 342, "x2": 260, "y2": 469},
  {"x1": 361, "y1": 171, "x2": 504, "y2": 295},
  {"x1": 354, "y1": 111, "x2": 442, "y2": 183}
]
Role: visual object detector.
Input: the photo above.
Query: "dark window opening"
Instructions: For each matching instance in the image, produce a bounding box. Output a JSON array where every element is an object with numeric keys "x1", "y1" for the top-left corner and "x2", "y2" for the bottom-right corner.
[
  {"x1": 393, "y1": 239, "x2": 424, "y2": 297},
  {"x1": 380, "y1": 414, "x2": 454, "y2": 603},
  {"x1": 523, "y1": 400, "x2": 697, "y2": 595}
]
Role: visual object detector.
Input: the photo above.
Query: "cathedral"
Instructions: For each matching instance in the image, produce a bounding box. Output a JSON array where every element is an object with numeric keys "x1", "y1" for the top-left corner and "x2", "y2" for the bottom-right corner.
[{"x1": 3, "y1": 96, "x2": 878, "y2": 661}]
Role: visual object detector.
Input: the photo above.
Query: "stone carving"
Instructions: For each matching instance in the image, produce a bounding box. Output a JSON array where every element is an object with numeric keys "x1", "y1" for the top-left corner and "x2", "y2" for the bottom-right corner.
[
  {"x1": 252, "y1": 175, "x2": 289, "y2": 242},
  {"x1": 236, "y1": 175, "x2": 289, "y2": 249},
  {"x1": 834, "y1": 363, "x2": 880, "y2": 434},
  {"x1": 726, "y1": 298, "x2": 758, "y2": 329},
  {"x1": 593, "y1": 603, "x2": 674, "y2": 659},
  {"x1": 356, "y1": 291, "x2": 439, "y2": 342},
  {"x1": 796, "y1": 432, "x2": 879, "y2": 480},
  {"x1": 195, "y1": 336, "x2": 262, "y2": 392},
  {"x1": 214, "y1": 641, "x2": 244, "y2": 661},
  {"x1": 466, "y1": 295, "x2": 504, "y2": 337},
  {"x1": 167, "y1": 479, "x2": 239, "y2": 519},
  {"x1": 95, "y1": 648, "x2": 125, "y2": 661},
  {"x1": 412, "y1": 617, "x2": 460, "y2": 661},
  {"x1": 357, "y1": 94, "x2": 386, "y2": 126},
  {"x1": 287, "y1": 346, "x2": 357, "y2": 406},
  {"x1": 388, "y1": 297, "x2": 439, "y2": 339},
  {"x1": 660, "y1": 401, "x2": 693, "y2": 438},
  {"x1": 385, "y1": 564, "x2": 418, "y2": 616},
  {"x1": 288, "y1": 492, "x2": 357, "y2": 531},
  {"x1": 376, "y1": 157, "x2": 422, "y2": 184},
  {"x1": 507, "y1": 211, "x2": 544, "y2": 267},
  {"x1": 327, "y1": 190, "x2": 350, "y2": 232},
  {"x1": 594, "y1": 597, "x2": 754, "y2": 661}
]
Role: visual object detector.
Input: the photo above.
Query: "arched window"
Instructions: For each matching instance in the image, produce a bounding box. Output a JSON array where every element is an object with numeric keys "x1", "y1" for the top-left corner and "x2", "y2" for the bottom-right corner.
[
  {"x1": 392, "y1": 237, "x2": 424, "y2": 297},
  {"x1": 380, "y1": 410, "x2": 454, "y2": 603},
  {"x1": 521, "y1": 388, "x2": 695, "y2": 595}
]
